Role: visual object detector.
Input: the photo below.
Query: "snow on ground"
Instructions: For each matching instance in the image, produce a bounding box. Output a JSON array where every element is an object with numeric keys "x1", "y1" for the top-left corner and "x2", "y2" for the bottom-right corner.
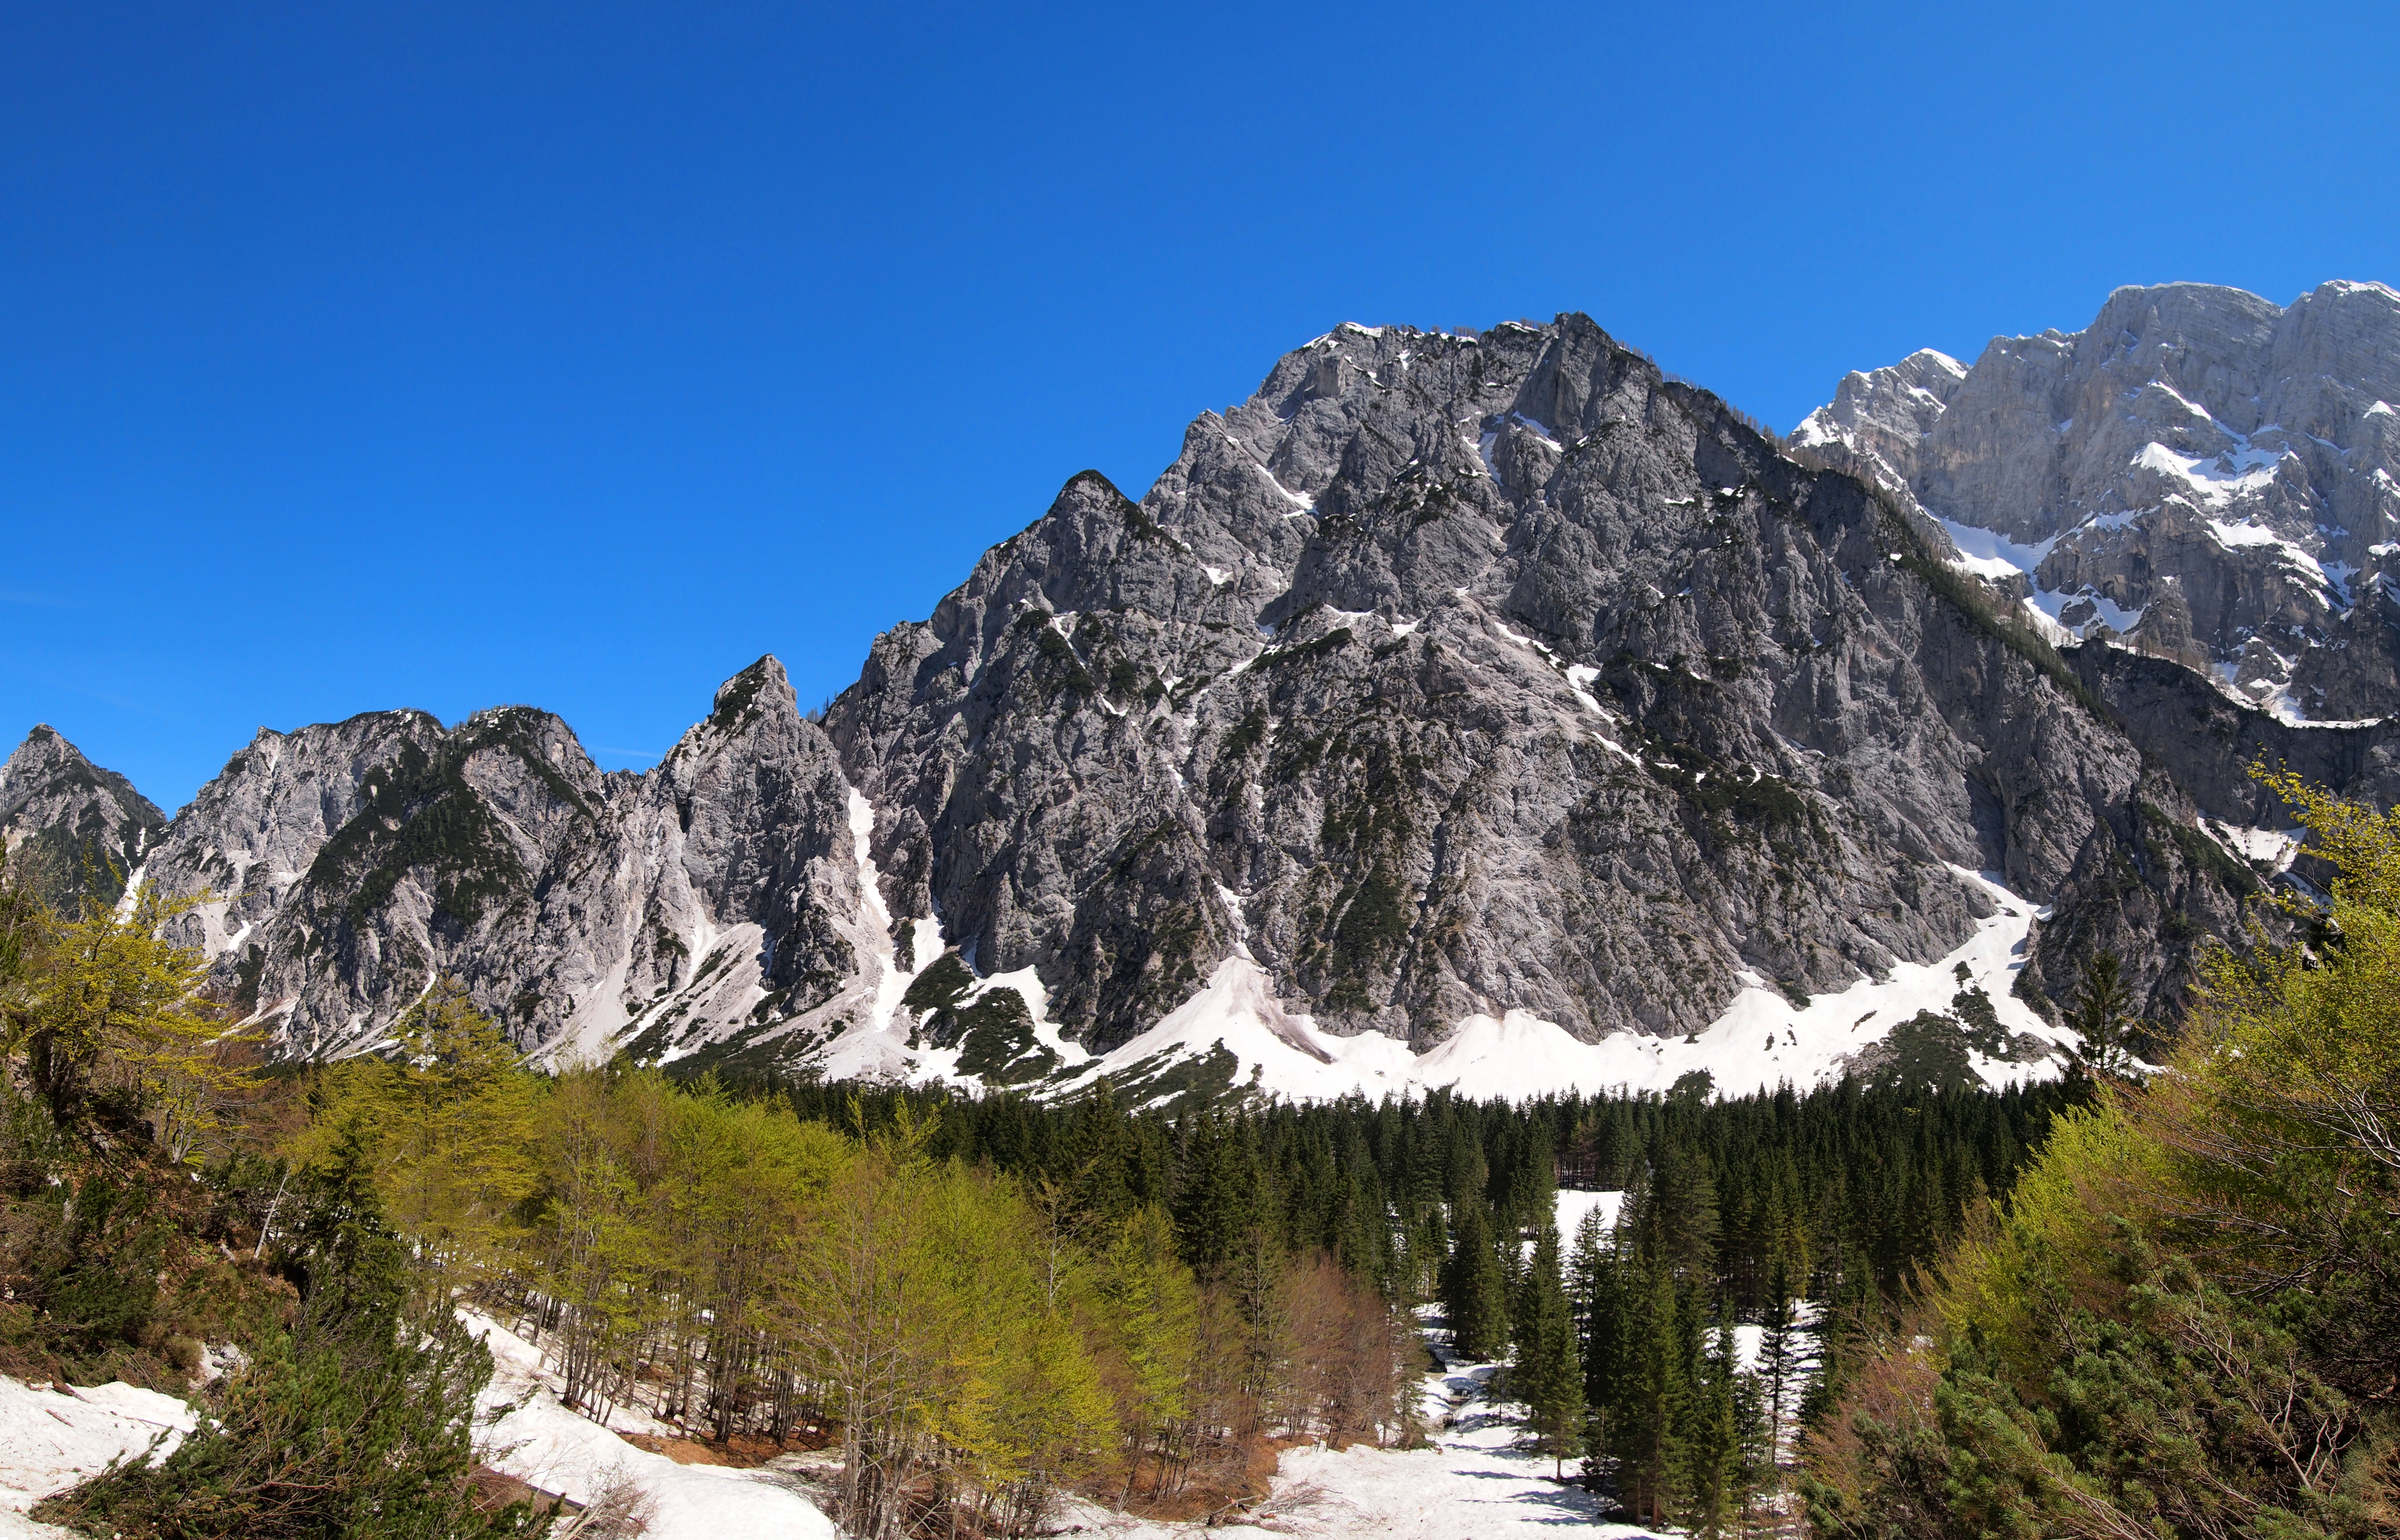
[
  {"x1": 2136, "y1": 441, "x2": 2287, "y2": 511},
  {"x1": 1939, "y1": 517, "x2": 2055, "y2": 582},
  {"x1": 2208, "y1": 821, "x2": 2301, "y2": 869},
  {"x1": 462, "y1": 1310, "x2": 839, "y2": 1540},
  {"x1": 2, "y1": 1322, "x2": 843, "y2": 1540},
  {"x1": 1554, "y1": 1188, "x2": 1625, "y2": 1243},
  {"x1": 1063, "y1": 866, "x2": 2068, "y2": 1107},
  {"x1": 0, "y1": 1376, "x2": 193, "y2": 1520},
  {"x1": 1088, "y1": 1347, "x2": 1662, "y2": 1540}
]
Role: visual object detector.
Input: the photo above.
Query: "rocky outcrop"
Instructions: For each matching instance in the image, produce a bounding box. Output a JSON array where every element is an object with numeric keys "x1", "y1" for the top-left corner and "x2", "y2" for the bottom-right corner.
[
  {"x1": 828, "y1": 317, "x2": 2251, "y2": 1042},
  {"x1": 39, "y1": 661, "x2": 864, "y2": 1062},
  {"x1": 0, "y1": 727, "x2": 165, "y2": 908},
  {"x1": 1795, "y1": 280, "x2": 2400, "y2": 723}
]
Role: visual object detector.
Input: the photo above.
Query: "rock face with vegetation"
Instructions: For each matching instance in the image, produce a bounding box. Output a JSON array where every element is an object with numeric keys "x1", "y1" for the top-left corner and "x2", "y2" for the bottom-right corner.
[
  {"x1": 109, "y1": 661, "x2": 866, "y2": 1061},
  {"x1": 11, "y1": 296, "x2": 2398, "y2": 1077},
  {"x1": 827, "y1": 316, "x2": 2261, "y2": 1047},
  {"x1": 0, "y1": 725, "x2": 165, "y2": 909}
]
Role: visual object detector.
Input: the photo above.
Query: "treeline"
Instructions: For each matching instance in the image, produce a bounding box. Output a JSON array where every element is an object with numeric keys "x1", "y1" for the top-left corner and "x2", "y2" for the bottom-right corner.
[
  {"x1": 771, "y1": 1052, "x2": 2076, "y2": 1531},
  {"x1": 310, "y1": 1008, "x2": 1420, "y2": 1538},
  {"x1": 3, "y1": 839, "x2": 2092, "y2": 1539},
  {"x1": 783, "y1": 1068, "x2": 2074, "y2": 1319}
]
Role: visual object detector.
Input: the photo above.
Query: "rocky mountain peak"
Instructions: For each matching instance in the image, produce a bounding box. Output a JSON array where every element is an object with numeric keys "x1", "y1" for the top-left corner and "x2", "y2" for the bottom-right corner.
[
  {"x1": 0, "y1": 726, "x2": 166, "y2": 908},
  {"x1": 1796, "y1": 279, "x2": 2400, "y2": 724}
]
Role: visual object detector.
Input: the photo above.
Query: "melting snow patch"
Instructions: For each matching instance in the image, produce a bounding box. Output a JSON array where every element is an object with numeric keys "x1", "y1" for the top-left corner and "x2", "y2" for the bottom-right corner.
[
  {"x1": 462, "y1": 1312, "x2": 839, "y2": 1540},
  {"x1": 2138, "y1": 442, "x2": 2287, "y2": 509},
  {"x1": 2208, "y1": 823, "x2": 2300, "y2": 869},
  {"x1": 0, "y1": 1376, "x2": 193, "y2": 1516},
  {"x1": 1554, "y1": 1188, "x2": 1625, "y2": 1242},
  {"x1": 1938, "y1": 518, "x2": 2056, "y2": 580}
]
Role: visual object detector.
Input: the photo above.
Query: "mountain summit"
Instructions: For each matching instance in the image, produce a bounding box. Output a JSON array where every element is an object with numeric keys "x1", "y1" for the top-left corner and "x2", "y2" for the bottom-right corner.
[{"x1": 15, "y1": 292, "x2": 2394, "y2": 1104}]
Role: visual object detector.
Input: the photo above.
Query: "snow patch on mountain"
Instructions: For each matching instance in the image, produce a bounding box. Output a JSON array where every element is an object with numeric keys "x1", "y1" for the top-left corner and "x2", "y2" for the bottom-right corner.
[{"x1": 1049, "y1": 868, "x2": 2067, "y2": 1106}]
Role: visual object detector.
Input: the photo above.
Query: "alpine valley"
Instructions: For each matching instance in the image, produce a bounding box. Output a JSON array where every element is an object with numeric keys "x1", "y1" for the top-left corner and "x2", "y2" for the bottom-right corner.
[{"x1": 9, "y1": 280, "x2": 2399, "y2": 1108}]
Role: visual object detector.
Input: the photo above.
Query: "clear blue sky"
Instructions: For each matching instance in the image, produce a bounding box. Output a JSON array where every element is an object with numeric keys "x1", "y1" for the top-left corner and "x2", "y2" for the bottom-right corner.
[{"x1": 5, "y1": 1, "x2": 2392, "y2": 810}]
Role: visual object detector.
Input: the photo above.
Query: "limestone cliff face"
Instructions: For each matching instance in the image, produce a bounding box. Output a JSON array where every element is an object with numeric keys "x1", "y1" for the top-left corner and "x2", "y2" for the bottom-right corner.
[
  {"x1": 1796, "y1": 280, "x2": 2400, "y2": 723},
  {"x1": 828, "y1": 316, "x2": 2246, "y2": 1043},
  {"x1": 83, "y1": 662, "x2": 864, "y2": 1062}
]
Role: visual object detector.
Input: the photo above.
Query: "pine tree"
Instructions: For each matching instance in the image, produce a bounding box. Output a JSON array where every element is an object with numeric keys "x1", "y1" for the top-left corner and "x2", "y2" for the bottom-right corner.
[
  {"x1": 1756, "y1": 1261, "x2": 1802, "y2": 1482},
  {"x1": 1170, "y1": 1110, "x2": 1253, "y2": 1276},
  {"x1": 37, "y1": 1133, "x2": 545, "y2": 1538},
  {"x1": 1442, "y1": 1199, "x2": 1511, "y2": 1362},
  {"x1": 1515, "y1": 1222, "x2": 1584, "y2": 1477}
]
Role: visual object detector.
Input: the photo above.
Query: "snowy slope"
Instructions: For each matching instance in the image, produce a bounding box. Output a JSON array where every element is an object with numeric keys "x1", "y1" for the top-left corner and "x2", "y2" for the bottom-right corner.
[
  {"x1": 462, "y1": 1310, "x2": 840, "y2": 1540},
  {"x1": 0, "y1": 1376, "x2": 193, "y2": 1524},
  {"x1": 1043, "y1": 866, "x2": 2069, "y2": 1107},
  {"x1": 1092, "y1": 1347, "x2": 1659, "y2": 1540}
]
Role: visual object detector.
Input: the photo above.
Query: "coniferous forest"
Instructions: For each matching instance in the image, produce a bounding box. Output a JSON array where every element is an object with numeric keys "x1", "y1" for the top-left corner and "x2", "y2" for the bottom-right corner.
[{"x1": 4, "y1": 769, "x2": 2399, "y2": 1537}]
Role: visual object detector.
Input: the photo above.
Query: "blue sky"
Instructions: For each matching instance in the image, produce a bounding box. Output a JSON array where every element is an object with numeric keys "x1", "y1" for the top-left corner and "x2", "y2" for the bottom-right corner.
[{"x1": 5, "y1": 1, "x2": 2392, "y2": 810}]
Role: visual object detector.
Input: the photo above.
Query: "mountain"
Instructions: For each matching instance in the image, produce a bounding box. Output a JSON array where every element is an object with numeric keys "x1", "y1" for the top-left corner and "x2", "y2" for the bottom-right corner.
[
  {"x1": 0, "y1": 726, "x2": 166, "y2": 908},
  {"x1": 127, "y1": 669, "x2": 869, "y2": 1065},
  {"x1": 1793, "y1": 280, "x2": 2400, "y2": 725},
  {"x1": 16, "y1": 292, "x2": 2394, "y2": 1104}
]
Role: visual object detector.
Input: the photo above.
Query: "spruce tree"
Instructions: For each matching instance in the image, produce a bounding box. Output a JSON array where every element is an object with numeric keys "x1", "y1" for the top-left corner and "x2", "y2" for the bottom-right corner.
[
  {"x1": 1570, "y1": 1207, "x2": 1625, "y2": 1463},
  {"x1": 1609, "y1": 1253, "x2": 1687, "y2": 1523},
  {"x1": 1442, "y1": 1199, "x2": 1511, "y2": 1362},
  {"x1": 1515, "y1": 1222, "x2": 1584, "y2": 1477},
  {"x1": 1731, "y1": 1362, "x2": 1772, "y2": 1538},
  {"x1": 1674, "y1": 1297, "x2": 1741, "y2": 1537},
  {"x1": 2068, "y1": 949, "x2": 2142, "y2": 1079},
  {"x1": 1756, "y1": 1260, "x2": 1801, "y2": 1476}
]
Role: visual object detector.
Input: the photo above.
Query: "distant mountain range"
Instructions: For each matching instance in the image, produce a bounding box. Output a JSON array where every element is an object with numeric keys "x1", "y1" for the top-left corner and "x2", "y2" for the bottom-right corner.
[{"x1": 9, "y1": 281, "x2": 2396, "y2": 1107}]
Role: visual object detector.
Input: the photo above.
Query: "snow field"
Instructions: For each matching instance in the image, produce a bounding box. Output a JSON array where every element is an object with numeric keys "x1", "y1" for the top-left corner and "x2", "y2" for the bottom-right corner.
[
  {"x1": 0, "y1": 1377, "x2": 193, "y2": 1521},
  {"x1": 1088, "y1": 1350, "x2": 1661, "y2": 1540},
  {"x1": 462, "y1": 1309, "x2": 840, "y2": 1540},
  {"x1": 1058, "y1": 866, "x2": 2070, "y2": 1108},
  {"x1": 1, "y1": 1325, "x2": 843, "y2": 1540}
]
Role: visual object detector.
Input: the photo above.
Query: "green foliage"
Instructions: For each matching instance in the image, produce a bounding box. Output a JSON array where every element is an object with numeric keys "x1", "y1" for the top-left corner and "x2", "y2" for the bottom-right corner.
[
  {"x1": 6, "y1": 1167, "x2": 169, "y2": 1378},
  {"x1": 37, "y1": 1137, "x2": 548, "y2": 1538},
  {"x1": 1514, "y1": 1222, "x2": 1584, "y2": 1474},
  {"x1": 2066, "y1": 950, "x2": 2144, "y2": 1081},
  {"x1": 900, "y1": 959, "x2": 1058, "y2": 1084},
  {"x1": 1809, "y1": 772, "x2": 2400, "y2": 1539},
  {"x1": 311, "y1": 742, "x2": 526, "y2": 929},
  {"x1": 291, "y1": 979, "x2": 540, "y2": 1301},
  {"x1": 1443, "y1": 1199, "x2": 1511, "y2": 1360}
]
